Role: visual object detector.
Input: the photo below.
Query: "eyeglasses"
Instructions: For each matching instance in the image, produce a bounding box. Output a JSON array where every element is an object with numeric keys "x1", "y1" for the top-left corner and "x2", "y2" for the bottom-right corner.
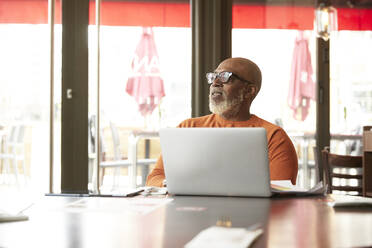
[{"x1": 206, "y1": 71, "x2": 253, "y2": 85}]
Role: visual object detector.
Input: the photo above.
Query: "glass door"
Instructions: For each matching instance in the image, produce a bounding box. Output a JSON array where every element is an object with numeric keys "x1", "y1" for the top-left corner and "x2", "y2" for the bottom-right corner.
[
  {"x1": 89, "y1": 0, "x2": 192, "y2": 192},
  {"x1": 0, "y1": 0, "x2": 58, "y2": 197}
]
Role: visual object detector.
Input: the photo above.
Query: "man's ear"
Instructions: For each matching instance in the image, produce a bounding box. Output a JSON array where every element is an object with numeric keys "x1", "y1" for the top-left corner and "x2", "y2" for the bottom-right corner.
[{"x1": 245, "y1": 85, "x2": 258, "y2": 98}]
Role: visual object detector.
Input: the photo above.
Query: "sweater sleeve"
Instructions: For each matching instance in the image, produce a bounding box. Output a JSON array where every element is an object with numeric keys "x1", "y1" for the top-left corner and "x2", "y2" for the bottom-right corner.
[
  {"x1": 146, "y1": 155, "x2": 165, "y2": 187},
  {"x1": 268, "y1": 128, "x2": 298, "y2": 185}
]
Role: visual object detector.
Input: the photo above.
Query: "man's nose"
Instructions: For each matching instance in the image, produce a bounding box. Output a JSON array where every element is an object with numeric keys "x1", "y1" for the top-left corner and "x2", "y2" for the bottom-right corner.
[{"x1": 211, "y1": 78, "x2": 223, "y2": 87}]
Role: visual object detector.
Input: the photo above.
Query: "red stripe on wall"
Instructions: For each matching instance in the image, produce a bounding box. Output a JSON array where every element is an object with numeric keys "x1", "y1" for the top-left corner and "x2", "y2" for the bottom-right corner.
[
  {"x1": 0, "y1": 0, "x2": 371, "y2": 30},
  {"x1": 0, "y1": 0, "x2": 190, "y2": 27},
  {"x1": 0, "y1": 0, "x2": 48, "y2": 24},
  {"x1": 98, "y1": 2, "x2": 190, "y2": 27},
  {"x1": 338, "y1": 8, "x2": 372, "y2": 30},
  {"x1": 232, "y1": 5, "x2": 372, "y2": 30},
  {"x1": 232, "y1": 5, "x2": 315, "y2": 30}
]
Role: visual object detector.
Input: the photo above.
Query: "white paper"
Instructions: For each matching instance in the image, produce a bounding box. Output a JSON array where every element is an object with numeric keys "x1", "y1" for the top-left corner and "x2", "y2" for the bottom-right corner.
[
  {"x1": 141, "y1": 186, "x2": 168, "y2": 196},
  {"x1": 0, "y1": 211, "x2": 28, "y2": 222},
  {"x1": 184, "y1": 226, "x2": 263, "y2": 248},
  {"x1": 271, "y1": 181, "x2": 327, "y2": 196},
  {"x1": 63, "y1": 197, "x2": 173, "y2": 215},
  {"x1": 0, "y1": 199, "x2": 33, "y2": 223},
  {"x1": 328, "y1": 195, "x2": 372, "y2": 208}
]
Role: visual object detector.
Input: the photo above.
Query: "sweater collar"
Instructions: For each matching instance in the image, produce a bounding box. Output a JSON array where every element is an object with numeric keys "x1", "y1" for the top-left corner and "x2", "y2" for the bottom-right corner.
[{"x1": 214, "y1": 113, "x2": 258, "y2": 125}]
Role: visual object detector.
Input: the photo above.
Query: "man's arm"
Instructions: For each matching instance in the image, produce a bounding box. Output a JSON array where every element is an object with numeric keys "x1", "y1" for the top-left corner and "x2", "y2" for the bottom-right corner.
[
  {"x1": 268, "y1": 129, "x2": 298, "y2": 185},
  {"x1": 146, "y1": 155, "x2": 165, "y2": 187}
]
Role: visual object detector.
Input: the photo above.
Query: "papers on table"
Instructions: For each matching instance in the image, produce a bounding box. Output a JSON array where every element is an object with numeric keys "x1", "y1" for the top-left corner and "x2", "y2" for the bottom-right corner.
[
  {"x1": 0, "y1": 211, "x2": 28, "y2": 223},
  {"x1": 63, "y1": 197, "x2": 173, "y2": 215},
  {"x1": 184, "y1": 226, "x2": 263, "y2": 248},
  {"x1": 141, "y1": 186, "x2": 168, "y2": 196},
  {"x1": 0, "y1": 200, "x2": 33, "y2": 223},
  {"x1": 271, "y1": 181, "x2": 327, "y2": 196},
  {"x1": 328, "y1": 195, "x2": 372, "y2": 208}
]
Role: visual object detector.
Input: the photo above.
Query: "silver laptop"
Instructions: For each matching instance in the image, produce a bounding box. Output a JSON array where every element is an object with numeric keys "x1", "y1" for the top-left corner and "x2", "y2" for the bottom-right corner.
[{"x1": 159, "y1": 128, "x2": 272, "y2": 197}]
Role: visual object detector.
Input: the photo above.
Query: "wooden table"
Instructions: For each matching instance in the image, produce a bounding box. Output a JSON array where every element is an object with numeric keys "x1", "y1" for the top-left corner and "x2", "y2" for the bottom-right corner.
[{"x1": 1, "y1": 195, "x2": 372, "y2": 248}]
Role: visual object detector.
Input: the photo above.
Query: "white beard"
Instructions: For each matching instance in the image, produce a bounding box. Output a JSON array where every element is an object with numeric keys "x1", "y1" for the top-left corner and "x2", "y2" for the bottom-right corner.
[{"x1": 209, "y1": 89, "x2": 245, "y2": 116}]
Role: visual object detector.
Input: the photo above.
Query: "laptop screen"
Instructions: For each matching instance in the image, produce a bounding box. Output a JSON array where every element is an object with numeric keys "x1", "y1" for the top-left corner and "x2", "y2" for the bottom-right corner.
[{"x1": 160, "y1": 128, "x2": 272, "y2": 197}]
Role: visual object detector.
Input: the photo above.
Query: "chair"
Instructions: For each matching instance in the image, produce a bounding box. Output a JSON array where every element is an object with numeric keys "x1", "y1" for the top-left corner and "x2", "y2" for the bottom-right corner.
[
  {"x1": 0, "y1": 125, "x2": 26, "y2": 185},
  {"x1": 99, "y1": 122, "x2": 137, "y2": 188},
  {"x1": 99, "y1": 123, "x2": 158, "y2": 188},
  {"x1": 88, "y1": 115, "x2": 106, "y2": 190},
  {"x1": 108, "y1": 122, "x2": 124, "y2": 188},
  {"x1": 321, "y1": 147, "x2": 363, "y2": 196}
]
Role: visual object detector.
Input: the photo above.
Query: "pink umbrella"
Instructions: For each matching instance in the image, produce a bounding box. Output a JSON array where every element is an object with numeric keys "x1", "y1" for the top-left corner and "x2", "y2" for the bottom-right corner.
[
  {"x1": 126, "y1": 27, "x2": 165, "y2": 117},
  {"x1": 287, "y1": 31, "x2": 315, "y2": 121}
]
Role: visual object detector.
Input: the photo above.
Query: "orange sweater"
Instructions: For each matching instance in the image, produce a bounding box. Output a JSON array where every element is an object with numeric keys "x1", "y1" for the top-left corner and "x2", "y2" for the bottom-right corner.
[{"x1": 146, "y1": 114, "x2": 298, "y2": 186}]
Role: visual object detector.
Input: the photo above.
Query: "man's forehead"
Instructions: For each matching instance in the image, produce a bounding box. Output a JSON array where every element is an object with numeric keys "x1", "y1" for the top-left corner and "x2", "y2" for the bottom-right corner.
[{"x1": 215, "y1": 59, "x2": 248, "y2": 76}]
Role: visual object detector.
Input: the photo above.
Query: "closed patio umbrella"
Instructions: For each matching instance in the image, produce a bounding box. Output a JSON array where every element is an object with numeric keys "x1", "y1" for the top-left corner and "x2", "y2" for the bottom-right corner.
[
  {"x1": 126, "y1": 27, "x2": 165, "y2": 117},
  {"x1": 287, "y1": 31, "x2": 315, "y2": 121}
]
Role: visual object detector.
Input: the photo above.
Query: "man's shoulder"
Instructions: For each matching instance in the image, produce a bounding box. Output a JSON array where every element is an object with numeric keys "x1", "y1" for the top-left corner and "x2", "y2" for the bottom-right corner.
[
  {"x1": 251, "y1": 115, "x2": 290, "y2": 140},
  {"x1": 178, "y1": 114, "x2": 215, "y2": 127},
  {"x1": 251, "y1": 115, "x2": 282, "y2": 131}
]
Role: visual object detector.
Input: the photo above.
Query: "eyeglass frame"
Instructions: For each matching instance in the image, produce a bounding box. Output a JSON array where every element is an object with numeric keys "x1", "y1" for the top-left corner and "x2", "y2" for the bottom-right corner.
[{"x1": 206, "y1": 71, "x2": 255, "y2": 85}]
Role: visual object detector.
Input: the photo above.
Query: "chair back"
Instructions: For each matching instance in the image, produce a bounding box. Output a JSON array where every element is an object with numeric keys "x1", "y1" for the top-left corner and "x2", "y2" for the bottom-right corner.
[
  {"x1": 9, "y1": 126, "x2": 18, "y2": 143},
  {"x1": 321, "y1": 147, "x2": 363, "y2": 195},
  {"x1": 110, "y1": 122, "x2": 121, "y2": 160},
  {"x1": 312, "y1": 146, "x2": 321, "y2": 184},
  {"x1": 88, "y1": 116, "x2": 106, "y2": 157},
  {"x1": 5, "y1": 125, "x2": 25, "y2": 152},
  {"x1": 16, "y1": 125, "x2": 25, "y2": 144}
]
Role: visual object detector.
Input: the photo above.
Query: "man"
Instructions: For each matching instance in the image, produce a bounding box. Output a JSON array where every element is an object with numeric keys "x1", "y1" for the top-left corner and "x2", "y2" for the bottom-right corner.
[{"x1": 146, "y1": 57, "x2": 298, "y2": 186}]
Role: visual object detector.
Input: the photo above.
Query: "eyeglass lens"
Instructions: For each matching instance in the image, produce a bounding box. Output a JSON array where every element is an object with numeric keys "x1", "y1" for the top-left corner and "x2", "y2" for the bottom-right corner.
[{"x1": 206, "y1": 72, "x2": 232, "y2": 84}]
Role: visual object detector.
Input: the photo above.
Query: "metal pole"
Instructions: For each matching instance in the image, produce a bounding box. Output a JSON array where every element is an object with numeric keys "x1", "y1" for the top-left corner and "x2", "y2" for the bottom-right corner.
[
  {"x1": 96, "y1": 0, "x2": 101, "y2": 194},
  {"x1": 48, "y1": 0, "x2": 55, "y2": 194}
]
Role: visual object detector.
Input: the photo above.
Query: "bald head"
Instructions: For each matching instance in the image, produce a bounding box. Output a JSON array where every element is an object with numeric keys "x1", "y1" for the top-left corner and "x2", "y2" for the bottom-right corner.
[{"x1": 216, "y1": 57, "x2": 262, "y2": 93}]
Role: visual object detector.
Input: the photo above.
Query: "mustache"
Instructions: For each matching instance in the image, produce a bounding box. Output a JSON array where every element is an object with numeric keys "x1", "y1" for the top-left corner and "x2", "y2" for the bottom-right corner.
[{"x1": 210, "y1": 88, "x2": 224, "y2": 95}]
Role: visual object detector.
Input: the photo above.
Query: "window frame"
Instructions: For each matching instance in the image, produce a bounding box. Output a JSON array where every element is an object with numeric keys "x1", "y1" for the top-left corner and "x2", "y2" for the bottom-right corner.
[{"x1": 57, "y1": 0, "x2": 332, "y2": 192}]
